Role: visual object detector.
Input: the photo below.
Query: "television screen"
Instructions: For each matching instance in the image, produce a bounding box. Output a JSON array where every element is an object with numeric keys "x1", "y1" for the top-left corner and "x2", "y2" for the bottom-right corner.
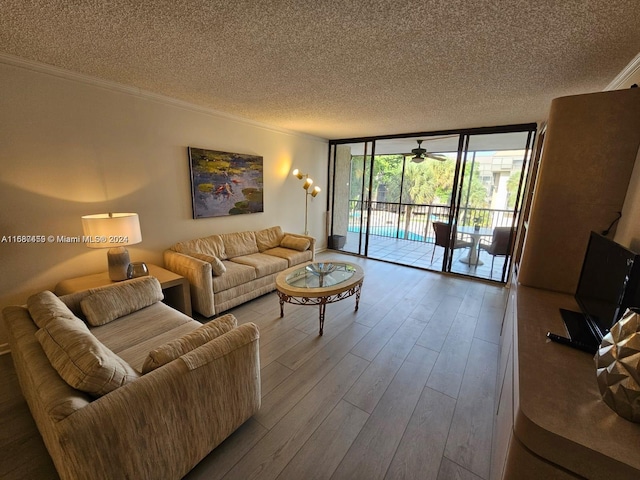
[{"x1": 575, "y1": 232, "x2": 640, "y2": 336}]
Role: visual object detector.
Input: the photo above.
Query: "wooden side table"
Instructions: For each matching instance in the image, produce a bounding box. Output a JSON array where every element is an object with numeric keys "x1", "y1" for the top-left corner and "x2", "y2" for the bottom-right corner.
[{"x1": 55, "y1": 264, "x2": 192, "y2": 316}]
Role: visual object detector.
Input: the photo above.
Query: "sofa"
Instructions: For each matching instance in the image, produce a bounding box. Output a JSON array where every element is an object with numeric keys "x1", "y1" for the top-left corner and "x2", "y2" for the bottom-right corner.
[
  {"x1": 164, "y1": 225, "x2": 315, "y2": 317},
  {"x1": 3, "y1": 276, "x2": 260, "y2": 480}
]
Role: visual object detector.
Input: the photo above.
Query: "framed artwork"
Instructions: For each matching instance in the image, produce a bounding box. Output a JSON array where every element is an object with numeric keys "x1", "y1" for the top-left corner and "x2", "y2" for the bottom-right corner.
[{"x1": 188, "y1": 147, "x2": 264, "y2": 219}]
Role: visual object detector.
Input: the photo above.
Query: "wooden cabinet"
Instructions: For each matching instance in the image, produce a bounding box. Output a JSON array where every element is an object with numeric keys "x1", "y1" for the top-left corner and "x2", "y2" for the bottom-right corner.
[
  {"x1": 491, "y1": 279, "x2": 640, "y2": 479},
  {"x1": 519, "y1": 88, "x2": 640, "y2": 294},
  {"x1": 491, "y1": 277, "x2": 516, "y2": 480}
]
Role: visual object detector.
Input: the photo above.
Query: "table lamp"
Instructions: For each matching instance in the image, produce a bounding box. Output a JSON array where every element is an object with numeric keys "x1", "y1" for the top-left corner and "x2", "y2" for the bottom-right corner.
[{"x1": 81, "y1": 213, "x2": 142, "y2": 281}]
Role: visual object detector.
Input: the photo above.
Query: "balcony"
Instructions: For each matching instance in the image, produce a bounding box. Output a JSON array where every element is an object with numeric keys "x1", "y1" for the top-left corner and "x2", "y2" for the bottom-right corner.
[{"x1": 337, "y1": 200, "x2": 513, "y2": 281}]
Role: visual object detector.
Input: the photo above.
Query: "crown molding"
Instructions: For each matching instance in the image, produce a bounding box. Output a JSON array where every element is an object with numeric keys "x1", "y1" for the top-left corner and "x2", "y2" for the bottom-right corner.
[
  {"x1": 0, "y1": 52, "x2": 327, "y2": 142},
  {"x1": 605, "y1": 52, "x2": 640, "y2": 91}
]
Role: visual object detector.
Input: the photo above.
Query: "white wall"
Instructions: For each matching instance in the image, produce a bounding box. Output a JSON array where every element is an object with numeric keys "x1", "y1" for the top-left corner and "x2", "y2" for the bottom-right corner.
[{"x1": 0, "y1": 58, "x2": 328, "y2": 346}]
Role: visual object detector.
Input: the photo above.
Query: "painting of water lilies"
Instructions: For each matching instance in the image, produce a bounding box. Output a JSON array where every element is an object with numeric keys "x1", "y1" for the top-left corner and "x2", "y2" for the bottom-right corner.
[{"x1": 188, "y1": 147, "x2": 264, "y2": 219}]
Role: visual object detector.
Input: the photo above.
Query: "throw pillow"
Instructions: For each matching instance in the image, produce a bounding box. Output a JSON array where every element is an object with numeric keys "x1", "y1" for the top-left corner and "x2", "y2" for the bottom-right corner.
[
  {"x1": 281, "y1": 234, "x2": 311, "y2": 252},
  {"x1": 186, "y1": 252, "x2": 227, "y2": 276},
  {"x1": 141, "y1": 314, "x2": 238, "y2": 373},
  {"x1": 255, "y1": 226, "x2": 284, "y2": 252},
  {"x1": 27, "y1": 290, "x2": 78, "y2": 329},
  {"x1": 80, "y1": 276, "x2": 164, "y2": 327},
  {"x1": 35, "y1": 316, "x2": 140, "y2": 397}
]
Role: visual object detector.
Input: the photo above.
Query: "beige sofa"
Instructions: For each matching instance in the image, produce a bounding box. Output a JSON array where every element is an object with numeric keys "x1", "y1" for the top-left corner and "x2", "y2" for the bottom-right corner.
[
  {"x1": 164, "y1": 225, "x2": 315, "y2": 317},
  {"x1": 3, "y1": 276, "x2": 260, "y2": 480}
]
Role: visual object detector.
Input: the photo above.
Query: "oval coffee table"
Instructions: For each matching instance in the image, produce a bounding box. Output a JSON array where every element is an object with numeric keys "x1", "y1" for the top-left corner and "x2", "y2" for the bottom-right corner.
[{"x1": 275, "y1": 261, "x2": 364, "y2": 335}]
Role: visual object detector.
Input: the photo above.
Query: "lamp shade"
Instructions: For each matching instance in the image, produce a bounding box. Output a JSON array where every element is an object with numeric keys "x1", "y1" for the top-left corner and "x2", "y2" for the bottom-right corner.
[
  {"x1": 303, "y1": 178, "x2": 313, "y2": 190},
  {"x1": 81, "y1": 213, "x2": 142, "y2": 248}
]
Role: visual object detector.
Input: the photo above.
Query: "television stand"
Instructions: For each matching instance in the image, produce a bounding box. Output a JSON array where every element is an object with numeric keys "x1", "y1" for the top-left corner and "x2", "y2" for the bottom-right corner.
[{"x1": 551, "y1": 308, "x2": 600, "y2": 354}]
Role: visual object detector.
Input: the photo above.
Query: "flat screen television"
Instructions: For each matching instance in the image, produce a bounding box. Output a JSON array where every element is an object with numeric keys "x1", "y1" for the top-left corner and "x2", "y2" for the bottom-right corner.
[{"x1": 555, "y1": 231, "x2": 640, "y2": 353}]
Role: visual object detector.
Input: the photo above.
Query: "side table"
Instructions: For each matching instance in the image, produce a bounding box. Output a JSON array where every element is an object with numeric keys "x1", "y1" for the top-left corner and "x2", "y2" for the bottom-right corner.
[{"x1": 55, "y1": 264, "x2": 192, "y2": 316}]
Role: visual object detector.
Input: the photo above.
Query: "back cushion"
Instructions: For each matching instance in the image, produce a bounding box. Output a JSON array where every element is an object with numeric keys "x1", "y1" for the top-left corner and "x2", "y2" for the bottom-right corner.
[
  {"x1": 255, "y1": 226, "x2": 284, "y2": 252},
  {"x1": 27, "y1": 290, "x2": 78, "y2": 329},
  {"x1": 80, "y1": 276, "x2": 164, "y2": 326},
  {"x1": 36, "y1": 316, "x2": 140, "y2": 397},
  {"x1": 221, "y1": 231, "x2": 259, "y2": 258},
  {"x1": 172, "y1": 235, "x2": 227, "y2": 260}
]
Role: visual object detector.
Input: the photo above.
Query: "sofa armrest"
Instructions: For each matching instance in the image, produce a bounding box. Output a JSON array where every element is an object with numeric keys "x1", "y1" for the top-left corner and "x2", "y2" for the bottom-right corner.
[
  {"x1": 283, "y1": 232, "x2": 316, "y2": 260},
  {"x1": 163, "y1": 249, "x2": 216, "y2": 317},
  {"x1": 52, "y1": 323, "x2": 260, "y2": 480}
]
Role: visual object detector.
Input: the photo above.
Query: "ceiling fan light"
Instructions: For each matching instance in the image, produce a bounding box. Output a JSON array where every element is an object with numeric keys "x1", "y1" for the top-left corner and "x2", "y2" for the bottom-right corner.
[{"x1": 411, "y1": 155, "x2": 424, "y2": 163}]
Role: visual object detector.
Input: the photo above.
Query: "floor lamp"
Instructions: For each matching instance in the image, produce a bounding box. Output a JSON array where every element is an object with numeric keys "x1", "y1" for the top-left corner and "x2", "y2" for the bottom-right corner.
[{"x1": 292, "y1": 169, "x2": 321, "y2": 235}]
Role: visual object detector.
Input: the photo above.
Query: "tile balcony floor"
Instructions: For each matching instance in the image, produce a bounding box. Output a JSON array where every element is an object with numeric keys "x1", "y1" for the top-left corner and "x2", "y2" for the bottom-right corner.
[{"x1": 339, "y1": 232, "x2": 507, "y2": 282}]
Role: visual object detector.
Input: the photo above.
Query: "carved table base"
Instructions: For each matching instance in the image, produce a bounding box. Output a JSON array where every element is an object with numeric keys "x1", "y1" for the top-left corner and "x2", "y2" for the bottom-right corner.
[{"x1": 277, "y1": 282, "x2": 362, "y2": 335}]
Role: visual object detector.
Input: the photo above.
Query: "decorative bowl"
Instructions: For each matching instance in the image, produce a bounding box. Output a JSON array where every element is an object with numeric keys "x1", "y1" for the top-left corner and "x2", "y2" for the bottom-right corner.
[{"x1": 306, "y1": 263, "x2": 337, "y2": 275}]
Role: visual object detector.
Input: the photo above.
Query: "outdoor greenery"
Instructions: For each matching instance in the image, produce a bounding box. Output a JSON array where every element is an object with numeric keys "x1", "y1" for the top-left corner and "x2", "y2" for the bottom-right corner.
[{"x1": 349, "y1": 154, "x2": 489, "y2": 208}]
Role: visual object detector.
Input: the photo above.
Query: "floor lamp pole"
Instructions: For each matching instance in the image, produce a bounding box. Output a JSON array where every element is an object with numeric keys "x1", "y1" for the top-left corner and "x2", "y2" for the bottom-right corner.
[
  {"x1": 304, "y1": 191, "x2": 309, "y2": 235},
  {"x1": 292, "y1": 168, "x2": 319, "y2": 237}
]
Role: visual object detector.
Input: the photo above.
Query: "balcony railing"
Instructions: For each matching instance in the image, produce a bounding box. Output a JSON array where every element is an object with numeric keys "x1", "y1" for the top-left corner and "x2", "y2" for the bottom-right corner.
[{"x1": 347, "y1": 200, "x2": 514, "y2": 243}]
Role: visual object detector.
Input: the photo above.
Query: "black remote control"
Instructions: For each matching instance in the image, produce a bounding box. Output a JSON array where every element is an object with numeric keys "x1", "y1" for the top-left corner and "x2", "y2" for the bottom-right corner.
[{"x1": 546, "y1": 332, "x2": 597, "y2": 354}]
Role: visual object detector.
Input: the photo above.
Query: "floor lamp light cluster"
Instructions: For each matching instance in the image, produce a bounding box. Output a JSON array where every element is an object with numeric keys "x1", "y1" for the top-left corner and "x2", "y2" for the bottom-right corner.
[{"x1": 292, "y1": 169, "x2": 321, "y2": 235}]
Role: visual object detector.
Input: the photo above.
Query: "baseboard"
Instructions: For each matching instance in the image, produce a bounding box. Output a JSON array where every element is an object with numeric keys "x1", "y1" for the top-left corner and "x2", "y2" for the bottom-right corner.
[{"x1": 0, "y1": 343, "x2": 10, "y2": 355}]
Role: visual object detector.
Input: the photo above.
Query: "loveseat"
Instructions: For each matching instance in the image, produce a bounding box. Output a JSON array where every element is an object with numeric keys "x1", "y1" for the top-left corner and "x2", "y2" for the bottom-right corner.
[
  {"x1": 164, "y1": 225, "x2": 315, "y2": 317},
  {"x1": 3, "y1": 276, "x2": 260, "y2": 480}
]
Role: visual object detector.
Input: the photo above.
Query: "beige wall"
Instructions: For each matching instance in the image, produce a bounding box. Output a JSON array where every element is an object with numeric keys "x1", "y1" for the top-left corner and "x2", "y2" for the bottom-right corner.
[
  {"x1": 0, "y1": 59, "x2": 328, "y2": 347},
  {"x1": 612, "y1": 64, "x2": 640, "y2": 250}
]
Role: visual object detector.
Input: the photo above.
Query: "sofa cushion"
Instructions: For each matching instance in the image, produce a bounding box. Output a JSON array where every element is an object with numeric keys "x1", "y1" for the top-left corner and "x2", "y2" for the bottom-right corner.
[
  {"x1": 221, "y1": 231, "x2": 259, "y2": 258},
  {"x1": 280, "y1": 234, "x2": 311, "y2": 251},
  {"x1": 80, "y1": 277, "x2": 164, "y2": 327},
  {"x1": 187, "y1": 252, "x2": 227, "y2": 276},
  {"x1": 212, "y1": 261, "x2": 256, "y2": 293},
  {"x1": 92, "y1": 301, "x2": 197, "y2": 356},
  {"x1": 255, "y1": 226, "x2": 284, "y2": 252},
  {"x1": 231, "y1": 253, "x2": 288, "y2": 278},
  {"x1": 263, "y1": 247, "x2": 314, "y2": 267},
  {"x1": 173, "y1": 234, "x2": 227, "y2": 260},
  {"x1": 141, "y1": 314, "x2": 238, "y2": 373},
  {"x1": 35, "y1": 316, "x2": 140, "y2": 397},
  {"x1": 27, "y1": 290, "x2": 78, "y2": 329}
]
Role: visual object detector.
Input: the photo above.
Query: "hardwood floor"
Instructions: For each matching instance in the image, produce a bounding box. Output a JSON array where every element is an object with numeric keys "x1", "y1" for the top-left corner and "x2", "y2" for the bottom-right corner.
[{"x1": 0, "y1": 252, "x2": 508, "y2": 480}]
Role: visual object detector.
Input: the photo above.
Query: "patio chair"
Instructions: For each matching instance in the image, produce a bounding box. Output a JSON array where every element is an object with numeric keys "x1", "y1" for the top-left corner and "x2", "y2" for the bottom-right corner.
[
  {"x1": 431, "y1": 222, "x2": 474, "y2": 263},
  {"x1": 478, "y1": 227, "x2": 514, "y2": 276}
]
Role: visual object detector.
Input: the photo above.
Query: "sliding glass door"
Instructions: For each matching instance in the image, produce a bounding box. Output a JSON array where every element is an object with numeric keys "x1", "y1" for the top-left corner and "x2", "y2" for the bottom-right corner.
[
  {"x1": 448, "y1": 131, "x2": 535, "y2": 281},
  {"x1": 329, "y1": 141, "x2": 373, "y2": 256},
  {"x1": 327, "y1": 124, "x2": 536, "y2": 283}
]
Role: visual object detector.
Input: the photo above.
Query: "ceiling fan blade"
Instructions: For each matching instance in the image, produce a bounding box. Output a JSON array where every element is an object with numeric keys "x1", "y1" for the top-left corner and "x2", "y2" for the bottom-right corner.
[{"x1": 426, "y1": 153, "x2": 448, "y2": 161}]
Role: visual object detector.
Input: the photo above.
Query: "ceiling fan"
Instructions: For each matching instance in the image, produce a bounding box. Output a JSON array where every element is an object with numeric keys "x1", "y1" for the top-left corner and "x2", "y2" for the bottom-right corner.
[{"x1": 405, "y1": 139, "x2": 448, "y2": 163}]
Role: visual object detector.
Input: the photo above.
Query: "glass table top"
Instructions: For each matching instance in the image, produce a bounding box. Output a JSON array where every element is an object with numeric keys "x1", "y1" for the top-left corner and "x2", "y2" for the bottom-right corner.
[{"x1": 284, "y1": 262, "x2": 356, "y2": 289}]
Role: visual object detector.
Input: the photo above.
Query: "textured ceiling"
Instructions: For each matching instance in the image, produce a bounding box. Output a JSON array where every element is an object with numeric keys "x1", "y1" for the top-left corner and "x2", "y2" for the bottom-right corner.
[{"x1": 1, "y1": 0, "x2": 639, "y2": 139}]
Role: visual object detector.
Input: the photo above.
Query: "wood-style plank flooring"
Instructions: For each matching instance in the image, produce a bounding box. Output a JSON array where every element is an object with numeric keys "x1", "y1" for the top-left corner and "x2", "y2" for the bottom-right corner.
[{"x1": 0, "y1": 252, "x2": 508, "y2": 480}]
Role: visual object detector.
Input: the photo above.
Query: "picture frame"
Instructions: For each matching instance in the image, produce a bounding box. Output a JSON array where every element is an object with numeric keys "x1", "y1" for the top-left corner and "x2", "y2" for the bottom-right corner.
[{"x1": 188, "y1": 147, "x2": 264, "y2": 219}]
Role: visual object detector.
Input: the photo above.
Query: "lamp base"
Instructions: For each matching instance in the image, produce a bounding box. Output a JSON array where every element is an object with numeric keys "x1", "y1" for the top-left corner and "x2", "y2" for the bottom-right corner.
[{"x1": 107, "y1": 247, "x2": 130, "y2": 281}]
